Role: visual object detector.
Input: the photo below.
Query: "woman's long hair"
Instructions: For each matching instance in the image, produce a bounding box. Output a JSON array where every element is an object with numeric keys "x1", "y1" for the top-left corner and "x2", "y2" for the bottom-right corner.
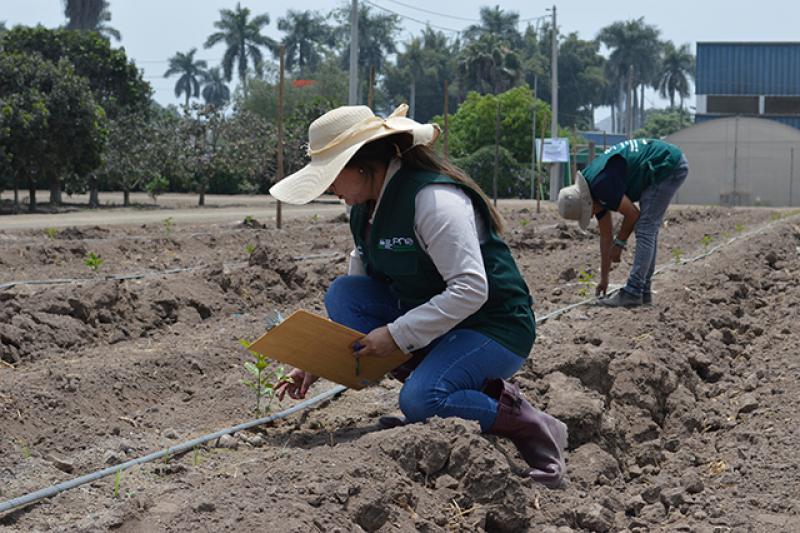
[{"x1": 345, "y1": 133, "x2": 505, "y2": 234}]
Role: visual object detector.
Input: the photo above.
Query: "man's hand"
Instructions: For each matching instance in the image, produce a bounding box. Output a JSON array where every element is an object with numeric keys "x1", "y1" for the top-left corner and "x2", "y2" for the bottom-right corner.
[
  {"x1": 275, "y1": 369, "x2": 318, "y2": 401},
  {"x1": 610, "y1": 245, "x2": 622, "y2": 264},
  {"x1": 596, "y1": 276, "x2": 609, "y2": 297},
  {"x1": 353, "y1": 326, "x2": 400, "y2": 358}
]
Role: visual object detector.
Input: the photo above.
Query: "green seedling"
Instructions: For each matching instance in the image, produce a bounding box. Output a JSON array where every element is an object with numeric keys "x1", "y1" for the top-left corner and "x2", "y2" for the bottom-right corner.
[
  {"x1": 193, "y1": 446, "x2": 201, "y2": 467},
  {"x1": 245, "y1": 243, "x2": 256, "y2": 256},
  {"x1": 577, "y1": 270, "x2": 594, "y2": 297},
  {"x1": 701, "y1": 234, "x2": 713, "y2": 251},
  {"x1": 84, "y1": 252, "x2": 104, "y2": 272},
  {"x1": 44, "y1": 227, "x2": 57, "y2": 240},
  {"x1": 771, "y1": 211, "x2": 783, "y2": 221},
  {"x1": 239, "y1": 339, "x2": 291, "y2": 415},
  {"x1": 310, "y1": 213, "x2": 320, "y2": 222},
  {"x1": 113, "y1": 469, "x2": 122, "y2": 499},
  {"x1": 243, "y1": 215, "x2": 256, "y2": 226},
  {"x1": 671, "y1": 247, "x2": 684, "y2": 265},
  {"x1": 520, "y1": 218, "x2": 531, "y2": 227},
  {"x1": 735, "y1": 223, "x2": 745, "y2": 234},
  {"x1": 20, "y1": 439, "x2": 31, "y2": 459},
  {"x1": 163, "y1": 217, "x2": 174, "y2": 236}
]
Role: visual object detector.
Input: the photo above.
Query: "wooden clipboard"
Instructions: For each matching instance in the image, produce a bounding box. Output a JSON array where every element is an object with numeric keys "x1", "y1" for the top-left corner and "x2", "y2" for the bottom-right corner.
[{"x1": 247, "y1": 310, "x2": 410, "y2": 390}]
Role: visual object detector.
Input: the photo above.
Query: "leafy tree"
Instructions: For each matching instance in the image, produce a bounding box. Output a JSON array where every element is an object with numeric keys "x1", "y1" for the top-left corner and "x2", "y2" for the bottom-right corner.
[
  {"x1": 634, "y1": 108, "x2": 692, "y2": 138},
  {"x1": 205, "y1": 2, "x2": 276, "y2": 97},
  {"x1": 334, "y1": 4, "x2": 400, "y2": 103},
  {"x1": 454, "y1": 145, "x2": 528, "y2": 199},
  {"x1": 555, "y1": 33, "x2": 607, "y2": 129},
  {"x1": 655, "y1": 41, "x2": 694, "y2": 109},
  {"x1": 0, "y1": 52, "x2": 106, "y2": 212},
  {"x1": 63, "y1": 0, "x2": 120, "y2": 41},
  {"x1": 164, "y1": 48, "x2": 208, "y2": 108},
  {"x1": 436, "y1": 86, "x2": 551, "y2": 165},
  {"x1": 457, "y1": 33, "x2": 521, "y2": 95},
  {"x1": 463, "y1": 5, "x2": 522, "y2": 48},
  {"x1": 201, "y1": 67, "x2": 231, "y2": 108},
  {"x1": 1, "y1": 26, "x2": 151, "y2": 119},
  {"x1": 278, "y1": 10, "x2": 334, "y2": 75},
  {"x1": 383, "y1": 28, "x2": 458, "y2": 122},
  {"x1": 597, "y1": 18, "x2": 661, "y2": 132}
]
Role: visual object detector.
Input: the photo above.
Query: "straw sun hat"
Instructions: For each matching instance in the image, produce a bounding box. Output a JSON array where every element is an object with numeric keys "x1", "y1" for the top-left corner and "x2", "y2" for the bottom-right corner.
[
  {"x1": 269, "y1": 103, "x2": 441, "y2": 205},
  {"x1": 557, "y1": 171, "x2": 593, "y2": 230}
]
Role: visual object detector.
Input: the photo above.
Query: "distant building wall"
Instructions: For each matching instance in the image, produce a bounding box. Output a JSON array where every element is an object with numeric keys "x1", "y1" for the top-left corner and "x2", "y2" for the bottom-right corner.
[
  {"x1": 666, "y1": 117, "x2": 800, "y2": 207},
  {"x1": 695, "y1": 42, "x2": 800, "y2": 130}
]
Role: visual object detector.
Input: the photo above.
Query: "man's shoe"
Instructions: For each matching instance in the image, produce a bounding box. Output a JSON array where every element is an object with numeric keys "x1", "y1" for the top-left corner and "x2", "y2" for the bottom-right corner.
[
  {"x1": 642, "y1": 292, "x2": 652, "y2": 305},
  {"x1": 599, "y1": 289, "x2": 643, "y2": 308},
  {"x1": 378, "y1": 415, "x2": 408, "y2": 429}
]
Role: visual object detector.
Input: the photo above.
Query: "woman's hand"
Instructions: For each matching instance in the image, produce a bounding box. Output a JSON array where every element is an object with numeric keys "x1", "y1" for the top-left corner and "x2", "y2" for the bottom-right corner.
[
  {"x1": 275, "y1": 368, "x2": 318, "y2": 401},
  {"x1": 610, "y1": 245, "x2": 623, "y2": 264},
  {"x1": 353, "y1": 326, "x2": 400, "y2": 358}
]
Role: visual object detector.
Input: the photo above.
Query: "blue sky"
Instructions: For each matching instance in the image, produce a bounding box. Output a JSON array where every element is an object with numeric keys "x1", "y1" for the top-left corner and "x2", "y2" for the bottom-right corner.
[{"x1": 4, "y1": 0, "x2": 798, "y2": 120}]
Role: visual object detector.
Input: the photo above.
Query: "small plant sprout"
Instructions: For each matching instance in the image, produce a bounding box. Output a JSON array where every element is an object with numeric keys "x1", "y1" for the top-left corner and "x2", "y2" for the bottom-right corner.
[
  {"x1": 243, "y1": 215, "x2": 256, "y2": 226},
  {"x1": 310, "y1": 213, "x2": 320, "y2": 222},
  {"x1": 163, "y1": 217, "x2": 174, "y2": 236},
  {"x1": 771, "y1": 211, "x2": 783, "y2": 221},
  {"x1": 245, "y1": 243, "x2": 256, "y2": 256},
  {"x1": 577, "y1": 270, "x2": 595, "y2": 297},
  {"x1": 20, "y1": 439, "x2": 31, "y2": 459},
  {"x1": 520, "y1": 218, "x2": 531, "y2": 227},
  {"x1": 193, "y1": 446, "x2": 201, "y2": 466},
  {"x1": 239, "y1": 339, "x2": 291, "y2": 415},
  {"x1": 671, "y1": 247, "x2": 684, "y2": 265},
  {"x1": 735, "y1": 223, "x2": 745, "y2": 234},
  {"x1": 84, "y1": 252, "x2": 104, "y2": 272},
  {"x1": 701, "y1": 234, "x2": 713, "y2": 251},
  {"x1": 113, "y1": 469, "x2": 122, "y2": 499},
  {"x1": 44, "y1": 227, "x2": 57, "y2": 240}
]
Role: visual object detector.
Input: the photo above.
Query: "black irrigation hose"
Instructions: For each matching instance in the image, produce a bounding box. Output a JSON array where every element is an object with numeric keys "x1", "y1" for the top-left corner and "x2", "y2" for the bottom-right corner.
[
  {"x1": 0, "y1": 385, "x2": 348, "y2": 515},
  {"x1": 0, "y1": 214, "x2": 796, "y2": 515},
  {"x1": 0, "y1": 252, "x2": 344, "y2": 290}
]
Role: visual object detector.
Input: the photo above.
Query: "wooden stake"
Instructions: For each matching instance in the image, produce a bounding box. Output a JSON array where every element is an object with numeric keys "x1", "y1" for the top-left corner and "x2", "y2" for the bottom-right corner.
[{"x1": 276, "y1": 46, "x2": 285, "y2": 229}]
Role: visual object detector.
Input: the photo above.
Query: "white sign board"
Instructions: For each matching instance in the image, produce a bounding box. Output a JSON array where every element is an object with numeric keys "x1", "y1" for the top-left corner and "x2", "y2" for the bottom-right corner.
[{"x1": 534, "y1": 138, "x2": 570, "y2": 163}]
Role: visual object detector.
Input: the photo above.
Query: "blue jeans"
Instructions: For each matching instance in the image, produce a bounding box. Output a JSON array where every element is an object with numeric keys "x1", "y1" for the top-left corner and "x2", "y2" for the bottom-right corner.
[
  {"x1": 624, "y1": 156, "x2": 689, "y2": 297},
  {"x1": 325, "y1": 275, "x2": 526, "y2": 431}
]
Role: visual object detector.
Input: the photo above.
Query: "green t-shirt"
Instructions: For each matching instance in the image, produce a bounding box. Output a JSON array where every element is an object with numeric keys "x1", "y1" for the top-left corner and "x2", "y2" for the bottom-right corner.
[{"x1": 583, "y1": 139, "x2": 684, "y2": 204}]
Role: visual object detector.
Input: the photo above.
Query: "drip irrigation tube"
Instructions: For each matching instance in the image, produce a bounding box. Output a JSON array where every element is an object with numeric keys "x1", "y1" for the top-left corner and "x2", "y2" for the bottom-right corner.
[
  {"x1": 0, "y1": 252, "x2": 343, "y2": 291},
  {"x1": 0, "y1": 385, "x2": 347, "y2": 514},
  {"x1": 1, "y1": 214, "x2": 796, "y2": 515}
]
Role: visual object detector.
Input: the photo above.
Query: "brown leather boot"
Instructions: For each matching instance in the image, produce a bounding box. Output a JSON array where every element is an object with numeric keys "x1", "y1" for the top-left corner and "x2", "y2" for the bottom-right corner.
[{"x1": 484, "y1": 378, "x2": 568, "y2": 488}]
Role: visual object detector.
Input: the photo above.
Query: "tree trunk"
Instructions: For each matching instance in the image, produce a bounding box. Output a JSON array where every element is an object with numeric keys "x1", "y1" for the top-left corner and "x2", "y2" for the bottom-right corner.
[
  {"x1": 123, "y1": 188, "x2": 130, "y2": 207},
  {"x1": 198, "y1": 181, "x2": 206, "y2": 207},
  {"x1": 610, "y1": 104, "x2": 616, "y2": 134},
  {"x1": 89, "y1": 174, "x2": 99, "y2": 208},
  {"x1": 13, "y1": 175, "x2": 19, "y2": 213},
  {"x1": 409, "y1": 81, "x2": 416, "y2": 120},
  {"x1": 49, "y1": 174, "x2": 62, "y2": 205},
  {"x1": 27, "y1": 178, "x2": 37, "y2": 213},
  {"x1": 639, "y1": 84, "x2": 645, "y2": 130}
]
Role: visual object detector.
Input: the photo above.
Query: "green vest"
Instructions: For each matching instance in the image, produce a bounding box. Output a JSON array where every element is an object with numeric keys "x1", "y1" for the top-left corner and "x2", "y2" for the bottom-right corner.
[
  {"x1": 583, "y1": 139, "x2": 684, "y2": 202},
  {"x1": 349, "y1": 168, "x2": 535, "y2": 357}
]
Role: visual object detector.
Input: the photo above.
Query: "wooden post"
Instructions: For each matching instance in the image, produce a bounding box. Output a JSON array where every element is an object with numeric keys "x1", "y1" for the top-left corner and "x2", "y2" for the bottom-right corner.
[
  {"x1": 790, "y1": 147, "x2": 795, "y2": 207},
  {"x1": 368, "y1": 65, "x2": 375, "y2": 109},
  {"x1": 443, "y1": 80, "x2": 449, "y2": 160},
  {"x1": 588, "y1": 141, "x2": 596, "y2": 165},
  {"x1": 276, "y1": 46, "x2": 285, "y2": 229},
  {"x1": 538, "y1": 118, "x2": 547, "y2": 211}
]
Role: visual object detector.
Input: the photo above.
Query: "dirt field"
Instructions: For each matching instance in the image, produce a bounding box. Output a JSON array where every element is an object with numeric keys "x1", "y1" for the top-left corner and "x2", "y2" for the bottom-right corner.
[{"x1": 1, "y1": 201, "x2": 799, "y2": 532}]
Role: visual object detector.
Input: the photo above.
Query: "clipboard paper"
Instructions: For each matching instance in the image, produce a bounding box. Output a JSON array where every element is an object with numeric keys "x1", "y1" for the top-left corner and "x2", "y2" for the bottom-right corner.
[{"x1": 247, "y1": 310, "x2": 410, "y2": 390}]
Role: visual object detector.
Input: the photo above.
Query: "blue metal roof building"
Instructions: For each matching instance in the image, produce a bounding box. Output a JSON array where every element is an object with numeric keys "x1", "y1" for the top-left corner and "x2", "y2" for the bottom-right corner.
[{"x1": 695, "y1": 42, "x2": 800, "y2": 130}]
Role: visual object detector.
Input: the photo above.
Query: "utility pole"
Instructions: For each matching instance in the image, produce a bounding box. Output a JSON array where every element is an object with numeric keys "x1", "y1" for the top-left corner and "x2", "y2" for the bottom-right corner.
[
  {"x1": 276, "y1": 46, "x2": 285, "y2": 229},
  {"x1": 548, "y1": 5, "x2": 559, "y2": 201},
  {"x1": 531, "y1": 75, "x2": 537, "y2": 205},
  {"x1": 348, "y1": 0, "x2": 359, "y2": 105}
]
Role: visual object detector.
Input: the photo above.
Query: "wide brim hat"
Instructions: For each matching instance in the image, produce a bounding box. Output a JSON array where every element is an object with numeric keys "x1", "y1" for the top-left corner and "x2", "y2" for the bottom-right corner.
[
  {"x1": 557, "y1": 170, "x2": 593, "y2": 229},
  {"x1": 269, "y1": 104, "x2": 440, "y2": 205}
]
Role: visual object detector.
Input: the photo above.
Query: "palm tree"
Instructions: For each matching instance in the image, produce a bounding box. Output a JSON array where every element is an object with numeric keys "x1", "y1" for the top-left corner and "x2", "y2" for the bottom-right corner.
[
  {"x1": 464, "y1": 6, "x2": 522, "y2": 48},
  {"x1": 458, "y1": 33, "x2": 521, "y2": 95},
  {"x1": 63, "y1": 0, "x2": 121, "y2": 41},
  {"x1": 204, "y1": 3, "x2": 276, "y2": 97},
  {"x1": 277, "y1": 10, "x2": 334, "y2": 76},
  {"x1": 598, "y1": 18, "x2": 661, "y2": 131},
  {"x1": 202, "y1": 67, "x2": 231, "y2": 108},
  {"x1": 164, "y1": 48, "x2": 208, "y2": 108},
  {"x1": 655, "y1": 41, "x2": 694, "y2": 109}
]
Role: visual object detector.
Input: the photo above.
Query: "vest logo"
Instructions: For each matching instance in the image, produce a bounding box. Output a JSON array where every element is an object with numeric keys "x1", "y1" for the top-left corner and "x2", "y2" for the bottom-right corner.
[{"x1": 378, "y1": 236, "x2": 416, "y2": 252}]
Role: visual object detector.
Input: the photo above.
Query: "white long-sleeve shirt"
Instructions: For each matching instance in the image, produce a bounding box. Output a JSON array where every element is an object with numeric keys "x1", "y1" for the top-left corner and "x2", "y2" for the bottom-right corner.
[{"x1": 347, "y1": 159, "x2": 490, "y2": 354}]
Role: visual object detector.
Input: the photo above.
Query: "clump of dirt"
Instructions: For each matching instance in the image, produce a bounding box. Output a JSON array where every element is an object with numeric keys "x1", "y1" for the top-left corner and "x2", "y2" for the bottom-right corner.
[{"x1": 56, "y1": 226, "x2": 110, "y2": 240}]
